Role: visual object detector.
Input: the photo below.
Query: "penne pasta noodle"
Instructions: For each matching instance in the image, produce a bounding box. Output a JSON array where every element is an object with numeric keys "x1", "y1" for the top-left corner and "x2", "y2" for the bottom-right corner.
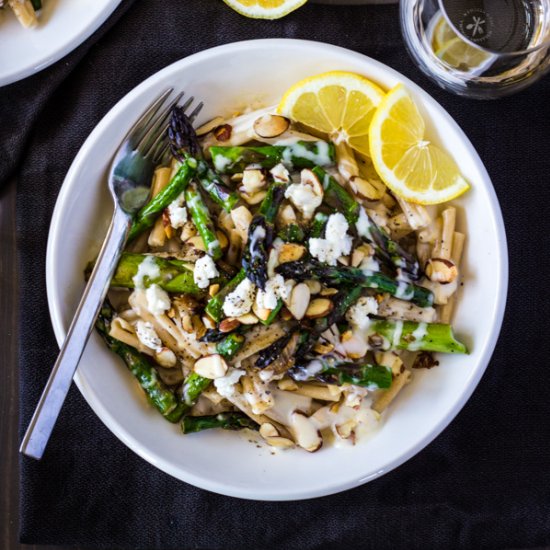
[
  {"x1": 292, "y1": 383, "x2": 342, "y2": 402},
  {"x1": 372, "y1": 370, "x2": 412, "y2": 414},
  {"x1": 395, "y1": 196, "x2": 431, "y2": 230}
]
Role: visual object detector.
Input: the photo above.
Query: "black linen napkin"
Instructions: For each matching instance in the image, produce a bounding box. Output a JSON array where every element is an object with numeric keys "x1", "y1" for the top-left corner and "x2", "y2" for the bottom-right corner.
[{"x1": 10, "y1": 1, "x2": 550, "y2": 548}]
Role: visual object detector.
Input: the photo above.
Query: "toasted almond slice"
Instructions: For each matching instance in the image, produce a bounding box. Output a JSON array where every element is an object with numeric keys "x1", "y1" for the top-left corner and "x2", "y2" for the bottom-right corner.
[
  {"x1": 290, "y1": 411, "x2": 323, "y2": 452},
  {"x1": 425, "y1": 258, "x2": 458, "y2": 283},
  {"x1": 278, "y1": 243, "x2": 306, "y2": 264},
  {"x1": 209, "y1": 283, "x2": 220, "y2": 297},
  {"x1": 304, "y1": 280, "x2": 321, "y2": 295},
  {"x1": 241, "y1": 190, "x2": 268, "y2": 205},
  {"x1": 341, "y1": 330, "x2": 353, "y2": 343},
  {"x1": 259, "y1": 422, "x2": 279, "y2": 439},
  {"x1": 288, "y1": 283, "x2": 311, "y2": 321},
  {"x1": 219, "y1": 318, "x2": 241, "y2": 333},
  {"x1": 193, "y1": 354, "x2": 228, "y2": 379},
  {"x1": 216, "y1": 230, "x2": 229, "y2": 250},
  {"x1": 242, "y1": 168, "x2": 266, "y2": 194},
  {"x1": 278, "y1": 204, "x2": 296, "y2": 225},
  {"x1": 202, "y1": 315, "x2": 216, "y2": 330},
  {"x1": 351, "y1": 248, "x2": 366, "y2": 267},
  {"x1": 155, "y1": 347, "x2": 177, "y2": 368},
  {"x1": 313, "y1": 342, "x2": 335, "y2": 354},
  {"x1": 278, "y1": 378, "x2": 299, "y2": 391},
  {"x1": 305, "y1": 298, "x2": 333, "y2": 319},
  {"x1": 196, "y1": 116, "x2": 225, "y2": 136},
  {"x1": 337, "y1": 255, "x2": 350, "y2": 266},
  {"x1": 300, "y1": 168, "x2": 324, "y2": 197},
  {"x1": 266, "y1": 436, "x2": 295, "y2": 449},
  {"x1": 320, "y1": 287, "x2": 338, "y2": 296},
  {"x1": 237, "y1": 312, "x2": 259, "y2": 325},
  {"x1": 187, "y1": 235, "x2": 206, "y2": 251},
  {"x1": 335, "y1": 419, "x2": 357, "y2": 440},
  {"x1": 252, "y1": 300, "x2": 272, "y2": 322},
  {"x1": 254, "y1": 114, "x2": 290, "y2": 138}
]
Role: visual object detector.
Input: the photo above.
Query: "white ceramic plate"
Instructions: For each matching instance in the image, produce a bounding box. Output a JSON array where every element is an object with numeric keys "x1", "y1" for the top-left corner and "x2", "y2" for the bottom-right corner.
[
  {"x1": 0, "y1": 0, "x2": 122, "y2": 87},
  {"x1": 46, "y1": 39, "x2": 507, "y2": 501}
]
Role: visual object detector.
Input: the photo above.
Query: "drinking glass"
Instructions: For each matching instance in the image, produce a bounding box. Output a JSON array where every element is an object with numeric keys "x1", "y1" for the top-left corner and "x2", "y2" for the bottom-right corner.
[{"x1": 400, "y1": 0, "x2": 550, "y2": 98}]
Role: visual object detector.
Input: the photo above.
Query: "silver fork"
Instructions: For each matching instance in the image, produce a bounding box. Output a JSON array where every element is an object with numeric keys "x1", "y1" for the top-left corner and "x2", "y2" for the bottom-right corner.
[{"x1": 20, "y1": 89, "x2": 203, "y2": 460}]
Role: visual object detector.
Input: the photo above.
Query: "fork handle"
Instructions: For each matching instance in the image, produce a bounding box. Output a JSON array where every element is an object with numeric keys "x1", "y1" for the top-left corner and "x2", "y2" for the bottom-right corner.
[{"x1": 20, "y1": 207, "x2": 131, "y2": 460}]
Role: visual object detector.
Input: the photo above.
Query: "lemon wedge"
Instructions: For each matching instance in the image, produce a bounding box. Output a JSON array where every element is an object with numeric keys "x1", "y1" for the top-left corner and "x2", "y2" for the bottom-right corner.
[
  {"x1": 222, "y1": 0, "x2": 307, "y2": 19},
  {"x1": 436, "y1": 37, "x2": 491, "y2": 70},
  {"x1": 431, "y1": 13, "x2": 457, "y2": 51},
  {"x1": 369, "y1": 84, "x2": 470, "y2": 204},
  {"x1": 278, "y1": 71, "x2": 385, "y2": 156}
]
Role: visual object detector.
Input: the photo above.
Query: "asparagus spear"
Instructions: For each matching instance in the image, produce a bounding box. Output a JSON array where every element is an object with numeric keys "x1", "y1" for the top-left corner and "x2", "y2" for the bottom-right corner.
[
  {"x1": 309, "y1": 211, "x2": 328, "y2": 239},
  {"x1": 369, "y1": 320, "x2": 468, "y2": 354},
  {"x1": 185, "y1": 184, "x2": 223, "y2": 260},
  {"x1": 312, "y1": 166, "x2": 359, "y2": 225},
  {"x1": 210, "y1": 141, "x2": 335, "y2": 174},
  {"x1": 276, "y1": 258, "x2": 434, "y2": 308},
  {"x1": 96, "y1": 303, "x2": 186, "y2": 422},
  {"x1": 182, "y1": 413, "x2": 258, "y2": 434},
  {"x1": 127, "y1": 159, "x2": 196, "y2": 242},
  {"x1": 290, "y1": 360, "x2": 393, "y2": 389},
  {"x1": 181, "y1": 371, "x2": 212, "y2": 408},
  {"x1": 111, "y1": 253, "x2": 203, "y2": 294},
  {"x1": 216, "y1": 333, "x2": 245, "y2": 359},
  {"x1": 196, "y1": 159, "x2": 240, "y2": 212},
  {"x1": 278, "y1": 223, "x2": 305, "y2": 243},
  {"x1": 205, "y1": 269, "x2": 247, "y2": 322}
]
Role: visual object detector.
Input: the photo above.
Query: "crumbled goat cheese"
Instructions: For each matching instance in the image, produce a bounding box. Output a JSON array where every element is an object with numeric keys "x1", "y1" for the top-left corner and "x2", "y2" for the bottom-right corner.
[
  {"x1": 135, "y1": 320, "x2": 162, "y2": 352},
  {"x1": 193, "y1": 255, "x2": 219, "y2": 289},
  {"x1": 167, "y1": 192, "x2": 188, "y2": 228},
  {"x1": 222, "y1": 278, "x2": 256, "y2": 318},
  {"x1": 356, "y1": 207, "x2": 372, "y2": 239},
  {"x1": 145, "y1": 284, "x2": 171, "y2": 316},
  {"x1": 132, "y1": 256, "x2": 161, "y2": 289},
  {"x1": 214, "y1": 368, "x2": 245, "y2": 398},
  {"x1": 284, "y1": 183, "x2": 322, "y2": 220},
  {"x1": 270, "y1": 163, "x2": 290, "y2": 183},
  {"x1": 346, "y1": 296, "x2": 379, "y2": 330},
  {"x1": 308, "y1": 213, "x2": 353, "y2": 265},
  {"x1": 256, "y1": 274, "x2": 292, "y2": 310}
]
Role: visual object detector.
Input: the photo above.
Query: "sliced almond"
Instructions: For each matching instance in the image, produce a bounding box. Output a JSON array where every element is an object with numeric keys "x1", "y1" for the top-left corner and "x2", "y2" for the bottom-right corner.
[
  {"x1": 154, "y1": 347, "x2": 177, "y2": 368},
  {"x1": 191, "y1": 315, "x2": 207, "y2": 340},
  {"x1": 202, "y1": 315, "x2": 216, "y2": 330},
  {"x1": 277, "y1": 378, "x2": 298, "y2": 391},
  {"x1": 230, "y1": 173, "x2": 243, "y2": 182},
  {"x1": 216, "y1": 230, "x2": 229, "y2": 250},
  {"x1": 266, "y1": 436, "x2": 295, "y2": 449},
  {"x1": 305, "y1": 280, "x2": 321, "y2": 295},
  {"x1": 219, "y1": 318, "x2": 241, "y2": 333},
  {"x1": 335, "y1": 419, "x2": 357, "y2": 440},
  {"x1": 290, "y1": 411, "x2": 323, "y2": 453},
  {"x1": 241, "y1": 190, "x2": 268, "y2": 205},
  {"x1": 180, "y1": 221, "x2": 197, "y2": 242},
  {"x1": 288, "y1": 283, "x2": 311, "y2": 321},
  {"x1": 313, "y1": 342, "x2": 335, "y2": 354},
  {"x1": 341, "y1": 330, "x2": 353, "y2": 343},
  {"x1": 253, "y1": 114, "x2": 290, "y2": 138},
  {"x1": 196, "y1": 116, "x2": 225, "y2": 136},
  {"x1": 259, "y1": 422, "x2": 279, "y2": 439},
  {"x1": 237, "y1": 312, "x2": 259, "y2": 325},
  {"x1": 187, "y1": 235, "x2": 206, "y2": 251},
  {"x1": 351, "y1": 248, "x2": 366, "y2": 268},
  {"x1": 271, "y1": 163, "x2": 290, "y2": 183},
  {"x1": 252, "y1": 300, "x2": 272, "y2": 322},
  {"x1": 280, "y1": 307, "x2": 293, "y2": 321},
  {"x1": 241, "y1": 168, "x2": 266, "y2": 194},
  {"x1": 209, "y1": 283, "x2": 220, "y2": 297},
  {"x1": 193, "y1": 354, "x2": 228, "y2": 379},
  {"x1": 300, "y1": 168, "x2": 323, "y2": 197},
  {"x1": 278, "y1": 243, "x2": 306, "y2": 264},
  {"x1": 230, "y1": 205, "x2": 253, "y2": 240},
  {"x1": 337, "y1": 255, "x2": 350, "y2": 266},
  {"x1": 278, "y1": 204, "x2": 296, "y2": 226},
  {"x1": 350, "y1": 175, "x2": 382, "y2": 200},
  {"x1": 305, "y1": 298, "x2": 333, "y2": 319},
  {"x1": 425, "y1": 258, "x2": 458, "y2": 284},
  {"x1": 320, "y1": 287, "x2": 338, "y2": 297},
  {"x1": 213, "y1": 124, "x2": 232, "y2": 142}
]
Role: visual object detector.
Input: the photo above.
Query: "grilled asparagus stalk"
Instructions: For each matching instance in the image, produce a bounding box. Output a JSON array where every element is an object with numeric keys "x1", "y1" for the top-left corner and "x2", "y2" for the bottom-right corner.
[
  {"x1": 96, "y1": 303, "x2": 186, "y2": 422},
  {"x1": 182, "y1": 413, "x2": 258, "y2": 434},
  {"x1": 276, "y1": 258, "x2": 434, "y2": 308},
  {"x1": 210, "y1": 141, "x2": 335, "y2": 174},
  {"x1": 127, "y1": 158, "x2": 197, "y2": 242}
]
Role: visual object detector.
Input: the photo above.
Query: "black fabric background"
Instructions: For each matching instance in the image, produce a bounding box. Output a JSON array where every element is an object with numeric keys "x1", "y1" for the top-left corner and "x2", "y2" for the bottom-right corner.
[{"x1": 4, "y1": 0, "x2": 550, "y2": 548}]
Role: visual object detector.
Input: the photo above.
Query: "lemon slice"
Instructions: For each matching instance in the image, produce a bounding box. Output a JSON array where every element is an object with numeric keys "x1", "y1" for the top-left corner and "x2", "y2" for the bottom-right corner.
[
  {"x1": 222, "y1": 0, "x2": 307, "y2": 19},
  {"x1": 431, "y1": 14, "x2": 457, "y2": 51},
  {"x1": 436, "y1": 37, "x2": 490, "y2": 70},
  {"x1": 278, "y1": 71, "x2": 385, "y2": 156},
  {"x1": 369, "y1": 83, "x2": 470, "y2": 204}
]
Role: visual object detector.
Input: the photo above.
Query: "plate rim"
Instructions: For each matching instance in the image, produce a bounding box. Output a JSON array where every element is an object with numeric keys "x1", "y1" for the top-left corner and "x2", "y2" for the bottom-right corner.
[
  {"x1": 45, "y1": 38, "x2": 509, "y2": 501},
  {"x1": 0, "y1": 0, "x2": 123, "y2": 87}
]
